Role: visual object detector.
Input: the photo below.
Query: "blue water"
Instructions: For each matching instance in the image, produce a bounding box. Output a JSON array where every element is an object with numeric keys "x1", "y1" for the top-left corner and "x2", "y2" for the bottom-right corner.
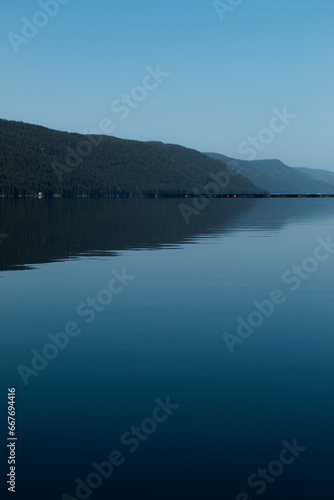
[{"x1": 1, "y1": 198, "x2": 334, "y2": 499}]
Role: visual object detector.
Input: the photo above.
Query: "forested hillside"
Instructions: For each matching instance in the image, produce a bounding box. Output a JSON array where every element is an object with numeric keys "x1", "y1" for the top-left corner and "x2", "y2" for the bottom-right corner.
[{"x1": 0, "y1": 119, "x2": 265, "y2": 197}]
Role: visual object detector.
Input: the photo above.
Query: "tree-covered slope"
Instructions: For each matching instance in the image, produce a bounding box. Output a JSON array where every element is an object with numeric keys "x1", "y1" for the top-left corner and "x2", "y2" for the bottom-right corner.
[{"x1": 0, "y1": 120, "x2": 265, "y2": 196}]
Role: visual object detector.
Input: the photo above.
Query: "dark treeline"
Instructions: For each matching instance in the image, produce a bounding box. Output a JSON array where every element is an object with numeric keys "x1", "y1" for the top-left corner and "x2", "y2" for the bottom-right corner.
[{"x1": 0, "y1": 119, "x2": 266, "y2": 197}]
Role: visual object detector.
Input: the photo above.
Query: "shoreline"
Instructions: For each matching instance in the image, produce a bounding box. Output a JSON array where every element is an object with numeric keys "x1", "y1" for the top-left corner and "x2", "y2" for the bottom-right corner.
[{"x1": 1, "y1": 193, "x2": 334, "y2": 199}]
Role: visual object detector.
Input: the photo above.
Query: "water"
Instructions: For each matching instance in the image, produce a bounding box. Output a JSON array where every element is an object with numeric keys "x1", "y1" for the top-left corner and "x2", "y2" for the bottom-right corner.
[{"x1": 1, "y1": 198, "x2": 334, "y2": 500}]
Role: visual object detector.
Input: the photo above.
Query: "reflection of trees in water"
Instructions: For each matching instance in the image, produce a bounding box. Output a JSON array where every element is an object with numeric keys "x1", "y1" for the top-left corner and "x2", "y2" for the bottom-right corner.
[{"x1": 0, "y1": 198, "x2": 333, "y2": 271}]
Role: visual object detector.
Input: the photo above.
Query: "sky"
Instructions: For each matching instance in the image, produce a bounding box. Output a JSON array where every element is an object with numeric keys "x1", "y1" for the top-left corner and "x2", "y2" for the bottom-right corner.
[{"x1": 1, "y1": 0, "x2": 334, "y2": 170}]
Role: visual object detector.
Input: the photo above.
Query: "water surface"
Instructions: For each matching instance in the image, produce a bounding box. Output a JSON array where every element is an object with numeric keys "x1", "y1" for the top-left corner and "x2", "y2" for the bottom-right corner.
[{"x1": 1, "y1": 198, "x2": 334, "y2": 499}]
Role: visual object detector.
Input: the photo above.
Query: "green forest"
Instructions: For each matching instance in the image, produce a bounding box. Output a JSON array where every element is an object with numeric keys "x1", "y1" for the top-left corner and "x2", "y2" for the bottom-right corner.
[{"x1": 0, "y1": 119, "x2": 266, "y2": 197}]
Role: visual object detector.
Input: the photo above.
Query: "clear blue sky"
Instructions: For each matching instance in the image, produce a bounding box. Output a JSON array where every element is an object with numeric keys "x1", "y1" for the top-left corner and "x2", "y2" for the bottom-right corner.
[{"x1": 1, "y1": 0, "x2": 334, "y2": 170}]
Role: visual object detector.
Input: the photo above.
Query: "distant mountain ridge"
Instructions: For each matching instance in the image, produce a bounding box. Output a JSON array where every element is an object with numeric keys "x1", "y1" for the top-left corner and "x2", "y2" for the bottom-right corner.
[
  {"x1": 296, "y1": 167, "x2": 334, "y2": 187},
  {"x1": 0, "y1": 119, "x2": 265, "y2": 197},
  {"x1": 205, "y1": 153, "x2": 334, "y2": 194}
]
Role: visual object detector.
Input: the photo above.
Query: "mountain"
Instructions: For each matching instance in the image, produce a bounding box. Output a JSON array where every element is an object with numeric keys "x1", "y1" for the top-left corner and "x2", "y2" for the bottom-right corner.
[
  {"x1": 205, "y1": 153, "x2": 334, "y2": 194},
  {"x1": 0, "y1": 119, "x2": 265, "y2": 197},
  {"x1": 297, "y1": 167, "x2": 334, "y2": 187}
]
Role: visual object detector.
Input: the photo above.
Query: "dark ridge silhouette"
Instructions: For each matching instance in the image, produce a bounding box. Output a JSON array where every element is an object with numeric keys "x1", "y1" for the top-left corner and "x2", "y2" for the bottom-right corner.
[{"x1": 0, "y1": 119, "x2": 265, "y2": 197}]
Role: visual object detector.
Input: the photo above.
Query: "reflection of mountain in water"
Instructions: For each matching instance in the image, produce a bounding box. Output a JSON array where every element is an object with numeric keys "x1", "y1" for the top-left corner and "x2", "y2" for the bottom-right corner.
[
  {"x1": 225, "y1": 197, "x2": 334, "y2": 232},
  {"x1": 1, "y1": 198, "x2": 334, "y2": 272}
]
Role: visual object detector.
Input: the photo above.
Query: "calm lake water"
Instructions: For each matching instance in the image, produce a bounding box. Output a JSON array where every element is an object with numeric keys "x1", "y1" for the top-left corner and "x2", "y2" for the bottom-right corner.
[{"x1": 1, "y1": 198, "x2": 334, "y2": 500}]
